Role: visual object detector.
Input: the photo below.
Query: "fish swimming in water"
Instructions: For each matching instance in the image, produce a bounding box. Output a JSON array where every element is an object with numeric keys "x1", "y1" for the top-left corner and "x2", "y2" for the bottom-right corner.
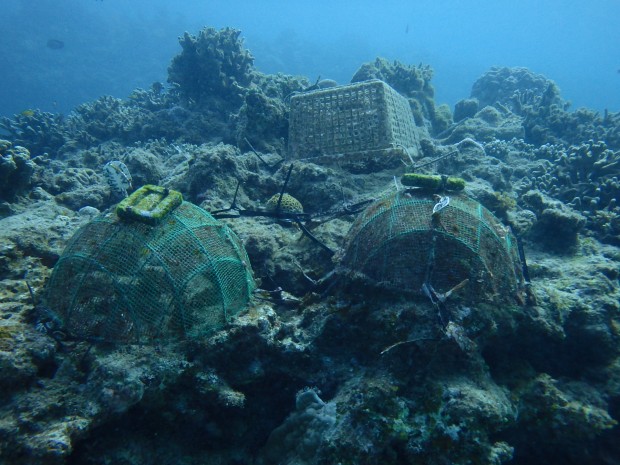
[{"x1": 46, "y1": 39, "x2": 64, "y2": 50}]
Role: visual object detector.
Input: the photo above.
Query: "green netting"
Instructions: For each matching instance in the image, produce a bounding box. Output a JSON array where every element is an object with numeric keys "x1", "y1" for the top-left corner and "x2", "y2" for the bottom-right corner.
[
  {"x1": 45, "y1": 197, "x2": 254, "y2": 344},
  {"x1": 340, "y1": 190, "x2": 523, "y2": 303}
]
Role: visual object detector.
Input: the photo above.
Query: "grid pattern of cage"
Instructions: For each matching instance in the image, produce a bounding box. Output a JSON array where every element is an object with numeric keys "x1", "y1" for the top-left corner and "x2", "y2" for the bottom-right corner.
[
  {"x1": 288, "y1": 79, "x2": 419, "y2": 159},
  {"x1": 340, "y1": 191, "x2": 523, "y2": 302},
  {"x1": 45, "y1": 202, "x2": 254, "y2": 343}
]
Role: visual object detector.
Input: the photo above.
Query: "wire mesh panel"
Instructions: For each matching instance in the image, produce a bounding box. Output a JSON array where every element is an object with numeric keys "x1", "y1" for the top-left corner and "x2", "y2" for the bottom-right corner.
[
  {"x1": 288, "y1": 79, "x2": 420, "y2": 159},
  {"x1": 340, "y1": 191, "x2": 523, "y2": 303},
  {"x1": 45, "y1": 192, "x2": 254, "y2": 344}
]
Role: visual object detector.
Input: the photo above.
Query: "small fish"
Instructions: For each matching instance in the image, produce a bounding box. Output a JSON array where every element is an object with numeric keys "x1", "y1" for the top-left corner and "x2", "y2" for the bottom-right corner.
[
  {"x1": 46, "y1": 39, "x2": 65, "y2": 50},
  {"x1": 20, "y1": 109, "x2": 35, "y2": 117}
]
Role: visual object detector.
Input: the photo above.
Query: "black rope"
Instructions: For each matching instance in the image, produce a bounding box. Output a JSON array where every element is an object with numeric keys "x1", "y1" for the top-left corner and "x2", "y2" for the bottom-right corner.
[
  {"x1": 295, "y1": 219, "x2": 335, "y2": 256},
  {"x1": 276, "y1": 164, "x2": 294, "y2": 214}
]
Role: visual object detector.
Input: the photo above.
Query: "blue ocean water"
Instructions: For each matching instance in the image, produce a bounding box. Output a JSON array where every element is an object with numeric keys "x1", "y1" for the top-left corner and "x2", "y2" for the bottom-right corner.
[{"x1": 1, "y1": 0, "x2": 619, "y2": 117}]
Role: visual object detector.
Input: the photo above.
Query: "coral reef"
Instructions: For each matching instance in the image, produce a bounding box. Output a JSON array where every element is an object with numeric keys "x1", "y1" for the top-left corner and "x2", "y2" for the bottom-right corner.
[
  {"x1": 477, "y1": 137, "x2": 620, "y2": 246},
  {"x1": 235, "y1": 87, "x2": 289, "y2": 153},
  {"x1": 48, "y1": 167, "x2": 107, "y2": 210},
  {"x1": 0, "y1": 27, "x2": 619, "y2": 465},
  {"x1": 0, "y1": 110, "x2": 67, "y2": 156},
  {"x1": 522, "y1": 189, "x2": 586, "y2": 251},
  {"x1": 167, "y1": 27, "x2": 255, "y2": 108},
  {"x1": 453, "y1": 98, "x2": 479, "y2": 122},
  {"x1": 0, "y1": 141, "x2": 35, "y2": 203},
  {"x1": 258, "y1": 388, "x2": 337, "y2": 464},
  {"x1": 0, "y1": 202, "x2": 84, "y2": 285},
  {"x1": 352, "y1": 57, "x2": 434, "y2": 104},
  {"x1": 469, "y1": 66, "x2": 620, "y2": 149},
  {"x1": 66, "y1": 96, "x2": 157, "y2": 145},
  {"x1": 123, "y1": 147, "x2": 164, "y2": 187},
  {"x1": 509, "y1": 374, "x2": 617, "y2": 462},
  {"x1": 0, "y1": 29, "x2": 305, "y2": 158},
  {"x1": 436, "y1": 67, "x2": 620, "y2": 247},
  {"x1": 471, "y1": 66, "x2": 561, "y2": 112},
  {"x1": 438, "y1": 105, "x2": 524, "y2": 144},
  {"x1": 351, "y1": 57, "x2": 446, "y2": 133}
]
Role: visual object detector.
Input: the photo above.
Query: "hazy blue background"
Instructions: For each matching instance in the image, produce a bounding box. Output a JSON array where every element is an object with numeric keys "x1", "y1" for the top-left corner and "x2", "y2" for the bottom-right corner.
[{"x1": 1, "y1": 0, "x2": 619, "y2": 117}]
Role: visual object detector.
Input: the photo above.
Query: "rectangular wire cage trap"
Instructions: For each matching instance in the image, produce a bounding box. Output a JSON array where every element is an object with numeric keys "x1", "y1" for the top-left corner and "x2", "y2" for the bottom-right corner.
[{"x1": 288, "y1": 79, "x2": 420, "y2": 160}]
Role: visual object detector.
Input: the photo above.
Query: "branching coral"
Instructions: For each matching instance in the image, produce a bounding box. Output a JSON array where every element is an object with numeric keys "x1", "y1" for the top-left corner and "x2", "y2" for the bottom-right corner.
[
  {"x1": 471, "y1": 67, "x2": 561, "y2": 112},
  {"x1": 525, "y1": 104, "x2": 620, "y2": 148},
  {"x1": 66, "y1": 96, "x2": 154, "y2": 144},
  {"x1": 352, "y1": 57, "x2": 434, "y2": 98},
  {"x1": 351, "y1": 57, "x2": 441, "y2": 130},
  {"x1": 468, "y1": 67, "x2": 620, "y2": 148},
  {"x1": 0, "y1": 110, "x2": 67, "y2": 156},
  {"x1": 167, "y1": 27, "x2": 255, "y2": 107},
  {"x1": 532, "y1": 140, "x2": 620, "y2": 212}
]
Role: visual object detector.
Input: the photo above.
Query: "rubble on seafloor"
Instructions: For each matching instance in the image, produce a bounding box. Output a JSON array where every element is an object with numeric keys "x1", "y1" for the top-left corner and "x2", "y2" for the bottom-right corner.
[{"x1": 0, "y1": 27, "x2": 619, "y2": 465}]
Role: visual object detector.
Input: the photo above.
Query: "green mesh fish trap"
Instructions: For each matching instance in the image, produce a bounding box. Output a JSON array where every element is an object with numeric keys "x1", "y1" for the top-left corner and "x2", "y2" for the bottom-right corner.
[
  {"x1": 340, "y1": 190, "x2": 523, "y2": 303},
  {"x1": 288, "y1": 79, "x2": 420, "y2": 160},
  {"x1": 45, "y1": 185, "x2": 254, "y2": 344}
]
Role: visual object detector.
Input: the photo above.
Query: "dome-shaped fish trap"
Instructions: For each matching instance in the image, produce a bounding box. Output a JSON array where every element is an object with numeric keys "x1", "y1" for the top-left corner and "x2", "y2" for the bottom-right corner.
[
  {"x1": 339, "y1": 190, "x2": 523, "y2": 303},
  {"x1": 45, "y1": 185, "x2": 254, "y2": 344}
]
